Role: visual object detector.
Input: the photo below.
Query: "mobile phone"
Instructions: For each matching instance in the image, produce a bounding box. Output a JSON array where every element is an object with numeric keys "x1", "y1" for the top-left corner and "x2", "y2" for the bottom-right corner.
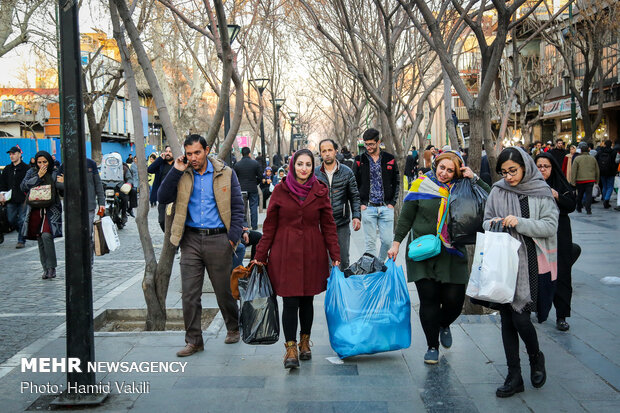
[{"x1": 183, "y1": 155, "x2": 188, "y2": 164}]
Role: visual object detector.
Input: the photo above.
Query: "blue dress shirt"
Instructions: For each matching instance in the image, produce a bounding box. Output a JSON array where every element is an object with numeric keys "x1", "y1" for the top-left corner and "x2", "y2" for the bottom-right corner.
[{"x1": 185, "y1": 161, "x2": 225, "y2": 229}]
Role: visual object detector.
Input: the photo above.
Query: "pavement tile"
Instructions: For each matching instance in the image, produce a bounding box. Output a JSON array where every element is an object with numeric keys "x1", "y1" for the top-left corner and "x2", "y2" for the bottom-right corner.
[
  {"x1": 175, "y1": 375, "x2": 266, "y2": 389},
  {"x1": 287, "y1": 400, "x2": 389, "y2": 413},
  {"x1": 580, "y1": 400, "x2": 620, "y2": 413}
]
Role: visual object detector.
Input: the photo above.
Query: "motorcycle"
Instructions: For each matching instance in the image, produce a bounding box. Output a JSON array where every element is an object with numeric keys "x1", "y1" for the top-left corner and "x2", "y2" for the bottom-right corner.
[{"x1": 104, "y1": 182, "x2": 125, "y2": 230}]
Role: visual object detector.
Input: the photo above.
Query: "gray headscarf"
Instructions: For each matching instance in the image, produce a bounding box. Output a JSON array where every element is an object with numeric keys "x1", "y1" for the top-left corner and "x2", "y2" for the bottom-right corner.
[
  {"x1": 493, "y1": 147, "x2": 553, "y2": 198},
  {"x1": 485, "y1": 147, "x2": 555, "y2": 312}
]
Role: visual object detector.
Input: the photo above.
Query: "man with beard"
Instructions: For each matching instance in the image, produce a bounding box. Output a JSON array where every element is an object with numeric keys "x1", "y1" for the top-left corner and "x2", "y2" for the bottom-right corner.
[
  {"x1": 354, "y1": 128, "x2": 399, "y2": 262},
  {"x1": 158, "y1": 134, "x2": 244, "y2": 355},
  {"x1": 315, "y1": 139, "x2": 361, "y2": 269},
  {"x1": 148, "y1": 145, "x2": 175, "y2": 231}
]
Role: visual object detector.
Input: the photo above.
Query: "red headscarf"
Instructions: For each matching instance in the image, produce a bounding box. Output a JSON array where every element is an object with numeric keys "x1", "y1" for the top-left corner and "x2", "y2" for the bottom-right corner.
[{"x1": 285, "y1": 149, "x2": 317, "y2": 203}]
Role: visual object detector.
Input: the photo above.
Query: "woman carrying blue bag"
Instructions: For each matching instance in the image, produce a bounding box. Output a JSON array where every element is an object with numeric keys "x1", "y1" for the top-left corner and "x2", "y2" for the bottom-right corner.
[{"x1": 387, "y1": 151, "x2": 490, "y2": 364}]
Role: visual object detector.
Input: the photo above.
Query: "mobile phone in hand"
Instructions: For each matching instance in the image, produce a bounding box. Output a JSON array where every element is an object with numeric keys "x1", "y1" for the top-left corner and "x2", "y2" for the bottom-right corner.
[{"x1": 183, "y1": 155, "x2": 188, "y2": 164}]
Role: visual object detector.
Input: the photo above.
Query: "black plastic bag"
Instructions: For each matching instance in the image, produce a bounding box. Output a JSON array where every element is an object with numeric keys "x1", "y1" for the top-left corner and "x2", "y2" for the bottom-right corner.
[
  {"x1": 448, "y1": 179, "x2": 488, "y2": 245},
  {"x1": 238, "y1": 265, "x2": 280, "y2": 345},
  {"x1": 343, "y1": 253, "x2": 387, "y2": 277}
]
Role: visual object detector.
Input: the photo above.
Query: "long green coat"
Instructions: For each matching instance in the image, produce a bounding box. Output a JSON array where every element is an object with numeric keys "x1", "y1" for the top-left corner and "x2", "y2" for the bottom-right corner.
[{"x1": 394, "y1": 178, "x2": 491, "y2": 284}]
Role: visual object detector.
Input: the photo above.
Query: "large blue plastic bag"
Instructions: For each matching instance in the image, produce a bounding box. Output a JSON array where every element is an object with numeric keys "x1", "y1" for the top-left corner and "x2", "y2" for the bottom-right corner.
[{"x1": 325, "y1": 259, "x2": 411, "y2": 359}]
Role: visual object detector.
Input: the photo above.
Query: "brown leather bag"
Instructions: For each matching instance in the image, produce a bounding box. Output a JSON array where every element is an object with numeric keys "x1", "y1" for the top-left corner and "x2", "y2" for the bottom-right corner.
[{"x1": 230, "y1": 263, "x2": 255, "y2": 300}]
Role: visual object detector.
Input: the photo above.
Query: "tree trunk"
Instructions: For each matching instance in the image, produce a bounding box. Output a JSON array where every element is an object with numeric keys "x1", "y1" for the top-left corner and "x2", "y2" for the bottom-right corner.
[
  {"x1": 443, "y1": 69, "x2": 459, "y2": 149},
  {"x1": 467, "y1": 108, "x2": 484, "y2": 174},
  {"x1": 113, "y1": 0, "x2": 181, "y2": 156},
  {"x1": 112, "y1": 0, "x2": 176, "y2": 330}
]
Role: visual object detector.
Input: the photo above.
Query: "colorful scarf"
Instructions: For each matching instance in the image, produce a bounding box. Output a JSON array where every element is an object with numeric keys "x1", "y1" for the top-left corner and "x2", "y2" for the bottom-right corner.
[{"x1": 404, "y1": 171, "x2": 462, "y2": 257}]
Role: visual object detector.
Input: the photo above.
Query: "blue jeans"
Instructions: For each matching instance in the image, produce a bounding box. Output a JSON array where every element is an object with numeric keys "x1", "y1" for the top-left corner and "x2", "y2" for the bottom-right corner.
[
  {"x1": 601, "y1": 176, "x2": 614, "y2": 201},
  {"x1": 247, "y1": 191, "x2": 259, "y2": 230},
  {"x1": 7, "y1": 202, "x2": 27, "y2": 243},
  {"x1": 232, "y1": 242, "x2": 246, "y2": 269},
  {"x1": 361, "y1": 205, "x2": 394, "y2": 263}
]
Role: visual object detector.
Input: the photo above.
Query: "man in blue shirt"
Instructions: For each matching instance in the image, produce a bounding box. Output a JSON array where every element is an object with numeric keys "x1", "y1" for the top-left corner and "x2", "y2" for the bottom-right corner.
[{"x1": 158, "y1": 135, "x2": 245, "y2": 357}]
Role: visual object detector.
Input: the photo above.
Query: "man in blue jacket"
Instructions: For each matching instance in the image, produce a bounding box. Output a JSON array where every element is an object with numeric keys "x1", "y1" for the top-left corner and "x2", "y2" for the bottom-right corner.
[{"x1": 158, "y1": 134, "x2": 244, "y2": 357}]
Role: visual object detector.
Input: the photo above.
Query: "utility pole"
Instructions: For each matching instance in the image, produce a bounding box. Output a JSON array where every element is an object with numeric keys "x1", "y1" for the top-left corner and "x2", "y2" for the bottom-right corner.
[{"x1": 53, "y1": 0, "x2": 106, "y2": 406}]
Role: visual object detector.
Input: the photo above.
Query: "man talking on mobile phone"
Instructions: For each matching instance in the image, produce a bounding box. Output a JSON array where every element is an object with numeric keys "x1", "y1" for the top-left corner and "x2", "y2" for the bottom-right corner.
[{"x1": 158, "y1": 134, "x2": 245, "y2": 356}]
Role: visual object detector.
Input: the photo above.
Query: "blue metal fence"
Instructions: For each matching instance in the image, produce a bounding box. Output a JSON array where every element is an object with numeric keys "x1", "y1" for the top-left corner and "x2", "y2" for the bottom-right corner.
[{"x1": 0, "y1": 138, "x2": 157, "y2": 166}]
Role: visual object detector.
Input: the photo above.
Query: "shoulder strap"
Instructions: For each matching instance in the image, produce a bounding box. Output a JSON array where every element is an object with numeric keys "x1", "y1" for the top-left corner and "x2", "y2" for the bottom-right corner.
[{"x1": 436, "y1": 193, "x2": 450, "y2": 236}]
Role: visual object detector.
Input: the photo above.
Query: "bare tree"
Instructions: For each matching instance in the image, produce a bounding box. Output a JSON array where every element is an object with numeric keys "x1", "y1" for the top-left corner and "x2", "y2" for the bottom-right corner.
[
  {"x1": 0, "y1": 0, "x2": 46, "y2": 57},
  {"x1": 298, "y1": 1, "x2": 442, "y2": 171},
  {"x1": 399, "y1": 0, "x2": 535, "y2": 174},
  {"x1": 81, "y1": 45, "x2": 125, "y2": 163},
  {"x1": 540, "y1": 0, "x2": 620, "y2": 143}
]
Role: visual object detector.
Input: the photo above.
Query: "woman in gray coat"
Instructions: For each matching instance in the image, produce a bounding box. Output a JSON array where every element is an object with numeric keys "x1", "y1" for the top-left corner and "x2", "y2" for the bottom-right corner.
[
  {"x1": 21, "y1": 151, "x2": 63, "y2": 280},
  {"x1": 483, "y1": 147, "x2": 558, "y2": 398}
]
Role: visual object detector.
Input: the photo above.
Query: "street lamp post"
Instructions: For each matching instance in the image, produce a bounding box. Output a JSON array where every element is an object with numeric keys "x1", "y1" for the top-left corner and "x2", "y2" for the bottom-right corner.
[
  {"x1": 250, "y1": 78, "x2": 269, "y2": 168},
  {"x1": 272, "y1": 98, "x2": 285, "y2": 161},
  {"x1": 207, "y1": 23, "x2": 241, "y2": 163},
  {"x1": 288, "y1": 111, "x2": 297, "y2": 154}
]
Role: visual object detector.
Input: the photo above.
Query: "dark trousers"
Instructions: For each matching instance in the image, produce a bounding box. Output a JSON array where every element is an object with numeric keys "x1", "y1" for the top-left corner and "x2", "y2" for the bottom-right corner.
[
  {"x1": 261, "y1": 187, "x2": 272, "y2": 208},
  {"x1": 37, "y1": 232, "x2": 57, "y2": 271},
  {"x1": 129, "y1": 188, "x2": 138, "y2": 209},
  {"x1": 7, "y1": 202, "x2": 27, "y2": 243},
  {"x1": 415, "y1": 279, "x2": 465, "y2": 348},
  {"x1": 336, "y1": 224, "x2": 351, "y2": 270},
  {"x1": 282, "y1": 296, "x2": 314, "y2": 342},
  {"x1": 500, "y1": 307, "x2": 539, "y2": 371},
  {"x1": 179, "y1": 231, "x2": 239, "y2": 346},
  {"x1": 554, "y1": 264, "x2": 572, "y2": 319},
  {"x1": 247, "y1": 191, "x2": 259, "y2": 230},
  {"x1": 576, "y1": 182, "x2": 594, "y2": 213},
  {"x1": 158, "y1": 203, "x2": 167, "y2": 232}
]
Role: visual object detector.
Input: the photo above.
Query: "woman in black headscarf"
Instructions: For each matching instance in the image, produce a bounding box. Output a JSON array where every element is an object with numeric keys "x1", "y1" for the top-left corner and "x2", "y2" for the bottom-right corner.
[
  {"x1": 20, "y1": 151, "x2": 63, "y2": 280},
  {"x1": 535, "y1": 152, "x2": 577, "y2": 331}
]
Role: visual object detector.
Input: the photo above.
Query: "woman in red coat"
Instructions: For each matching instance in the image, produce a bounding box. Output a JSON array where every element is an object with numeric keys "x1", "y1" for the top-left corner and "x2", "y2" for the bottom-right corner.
[{"x1": 254, "y1": 149, "x2": 340, "y2": 369}]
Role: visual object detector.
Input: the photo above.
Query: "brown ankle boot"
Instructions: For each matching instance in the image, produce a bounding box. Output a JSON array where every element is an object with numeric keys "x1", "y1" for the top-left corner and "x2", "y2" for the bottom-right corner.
[
  {"x1": 299, "y1": 334, "x2": 312, "y2": 360},
  {"x1": 284, "y1": 341, "x2": 300, "y2": 369}
]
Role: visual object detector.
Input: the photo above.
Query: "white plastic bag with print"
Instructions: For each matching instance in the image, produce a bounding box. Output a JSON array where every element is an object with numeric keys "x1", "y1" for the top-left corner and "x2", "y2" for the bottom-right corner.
[
  {"x1": 100, "y1": 216, "x2": 120, "y2": 252},
  {"x1": 466, "y1": 230, "x2": 521, "y2": 304}
]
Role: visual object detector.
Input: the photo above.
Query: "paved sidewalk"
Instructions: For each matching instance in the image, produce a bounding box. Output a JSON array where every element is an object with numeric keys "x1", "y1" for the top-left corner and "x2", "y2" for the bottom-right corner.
[{"x1": 0, "y1": 201, "x2": 619, "y2": 412}]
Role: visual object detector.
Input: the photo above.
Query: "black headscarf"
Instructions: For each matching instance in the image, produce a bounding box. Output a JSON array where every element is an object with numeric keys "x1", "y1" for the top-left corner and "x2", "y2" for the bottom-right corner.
[
  {"x1": 34, "y1": 151, "x2": 55, "y2": 176},
  {"x1": 534, "y1": 152, "x2": 573, "y2": 194}
]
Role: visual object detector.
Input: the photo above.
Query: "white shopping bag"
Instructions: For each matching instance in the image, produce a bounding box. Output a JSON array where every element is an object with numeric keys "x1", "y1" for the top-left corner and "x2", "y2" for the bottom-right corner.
[
  {"x1": 466, "y1": 231, "x2": 521, "y2": 304},
  {"x1": 100, "y1": 216, "x2": 120, "y2": 251}
]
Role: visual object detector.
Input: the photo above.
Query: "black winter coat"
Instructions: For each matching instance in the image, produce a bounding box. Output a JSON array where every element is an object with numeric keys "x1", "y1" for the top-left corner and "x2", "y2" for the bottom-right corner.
[
  {"x1": 353, "y1": 151, "x2": 400, "y2": 206},
  {"x1": 233, "y1": 156, "x2": 262, "y2": 193},
  {"x1": 315, "y1": 162, "x2": 361, "y2": 227},
  {"x1": 147, "y1": 156, "x2": 174, "y2": 204},
  {"x1": 0, "y1": 160, "x2": 29, "y2": 204}
]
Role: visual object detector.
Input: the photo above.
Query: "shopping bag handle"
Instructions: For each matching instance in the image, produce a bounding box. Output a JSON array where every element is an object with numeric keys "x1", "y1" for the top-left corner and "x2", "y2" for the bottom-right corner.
[{"x1": 489, "y1": 220, "x2": 508, "y2": 233}]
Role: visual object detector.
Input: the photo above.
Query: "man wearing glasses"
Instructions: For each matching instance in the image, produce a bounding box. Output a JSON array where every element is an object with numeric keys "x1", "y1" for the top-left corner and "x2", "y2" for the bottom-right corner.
[{"x1": 353, "y1": 128, "x2": 400, "y2": 262}]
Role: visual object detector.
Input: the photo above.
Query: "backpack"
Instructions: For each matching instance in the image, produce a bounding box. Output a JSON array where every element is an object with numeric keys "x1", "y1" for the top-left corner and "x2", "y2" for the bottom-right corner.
[{"x1": 597, "y1": 150, "x2": 614, "y2": 174}]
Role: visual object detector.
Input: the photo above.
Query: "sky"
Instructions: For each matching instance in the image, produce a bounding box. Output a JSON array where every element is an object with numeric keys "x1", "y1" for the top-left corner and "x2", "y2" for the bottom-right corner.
[{"x1": 2, "y1": 2, "x2": 107, "y2": 88}]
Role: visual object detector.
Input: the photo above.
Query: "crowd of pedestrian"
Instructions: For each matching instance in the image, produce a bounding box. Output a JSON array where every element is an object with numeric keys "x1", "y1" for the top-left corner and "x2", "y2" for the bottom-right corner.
[{"x1": 1, "y1": 128, "x2": 619, "y2": 401}]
